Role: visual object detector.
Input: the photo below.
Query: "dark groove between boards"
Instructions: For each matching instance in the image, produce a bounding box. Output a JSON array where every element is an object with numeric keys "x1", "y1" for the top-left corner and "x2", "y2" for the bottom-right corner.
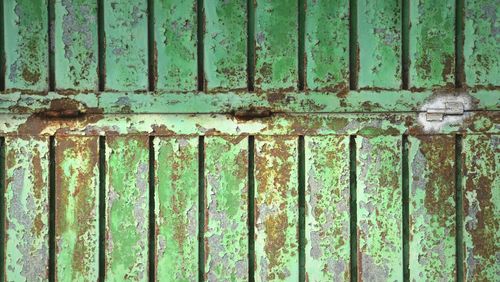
[
  {"x1": 197, "y1": 0, "x2": 205, "y2": 92},
  {"x1": 98, "y1": 136, "x2": 106, "y2": 281},
  {"x1": 48, "y1": 0, "x2": 55, "y2": 91},
  {"x1": 349, "y1": 135, "x2": 357, "y2": 282},
  {"x1": 247, "y1": 0, "x2": 255, "y2": 92},
  {"x1": 402, "y1": 135, "x2": 409, "y2": 281},
  {"x1": 455, "y1": 134, "x2": 464, "y2": 282},
  {"x1": 198, "y1": 136, "x2": 205, "y2": 281},
  {"x1": 248, "y1": 136, "x2": 255, "y2": 282},
  {"x1": 401, "y1": 0, "x2": 409, "y2": 90},
  {"x1": 48, "y1": 136, "x2": 56, "y2": 282},
  {"x1": 455, "y1": 0, "x2": 465, "y2": 88},
  {"x1": 147, "y1": 0, "x2": 156, "y2": 92},
  {"x1": 0, "y1": 0, "x2": 5, "y2": 91},
  {"x1": 148, "y1": 136, "x2": 156, "y2": 282},
  {"x1": 298, "y1": 0, "x2": 306, "y2": 91},
  {"x1": 298, "y1": 136, "x2": 306, "y2": 281},
  {"x1": 349, "y1": 0, "x2": 358, "y2": 90},
  {"x1": 97, "y1": 0, "x2": 105, "y2": 91},
  {"x1": 0, "y1": 137, "x2": 5, "y2": 282}
]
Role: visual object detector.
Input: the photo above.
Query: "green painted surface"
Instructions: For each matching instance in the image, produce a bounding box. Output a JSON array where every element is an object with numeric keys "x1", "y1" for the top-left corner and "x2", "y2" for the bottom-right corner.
[
  {"x1": 357, "y1": 0, "x2": 401, "y2": 89},
  {"x1": 105, "y1": 1, "x2": 148, "y2": 91},
  {"x1": 464, "y1": 0, "x2": 500, "y2": 87},
  {"x1": 408, "y1": 135, "x2": 456, "y2": 280},
  {"x1": 106, "y1": 136, "x2": 149, "y2": 281},
  {"x1": 305, "y1": 136, "x2": 350, "y2": 281},
  {"x1": 54, "y1": 0, "x2": 98, "y2": 91},
  {"x1": 305, "y1": 0, "x2": 349, "y2": 91},
  {"x1": 462, "y1": 134, "x2": 499, "y2": 281},
  {"x1": 55, "y1": 136, "x2": 99, "y2": 281},
  {"x1": 4, "y1": 137, "x2": 49, "y2": 281},
  {"x1": 254, "y1": 136, "x2": 298, "y2": 281},
  {"x1": 154, "y1": 137, "x2": 198, "y2": 281},
  {"x1": 409, "y1": 0, "x2": 455, "y2": 89},
  {"x1": 4, "y1": 0, "x2": 48, "y2": 91},
  {"x1": 155, "y1": 0, "x2": 198, "y2": 91},
  {"x1": 255, "y1": 0, "x2": 298, "y2": 91},
  {"x1": 205, "y1": 136, "x2": 248, "y2": 281},
  {"x1": 204, "y1": 0, "x2": 247, "y2": 92},
  {"x1": 357, "y1": 135, "x2": 402, "y2": 281}
]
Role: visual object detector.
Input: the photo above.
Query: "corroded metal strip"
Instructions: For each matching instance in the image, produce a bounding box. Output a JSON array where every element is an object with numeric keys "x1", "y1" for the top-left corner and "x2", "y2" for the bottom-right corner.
[
  {"x1": 4, "y1": 0, "x2": 49, "y2": 91},
  {"x1": 408, "y1": 135, "x2": 456, "y2": 280},
  {"x1": 304, "y1": 135, "x2": 350, "y2": 280},
  {"x1": 305, "y1": 0, "x2": 349, "y2": 91},
  {"x1": 204, "y1": 136, "x2": 248, "y2": 281},
  {"x1": 154, "y1": 0, "x2": 198, "y2": 91},
  {"x1": 154, "y1": 137, "x2": 198, "y2": 281},
  {"x1": 356, "y1": 135, "x2": 402, "y2": 280},
  {"x1": 464, "y1": 0, "x2": 499, "y2": 87},
  {"x1": 254, "y1": 136, "x2": 299, "y2": 281},
  {"x1": 105, "y1": 135, "x2": 149, "y2": 281},
  {"x1": 4, "y1": 136, "x2": 49, "y2": 281},
  {"x1": 255, "y1": 0, "x2": 298, "y2": 91},
  {"x1": 2, "y1": 112, "x2": 498, "y2": 136},
  {"x1": 104, "y1": 1, "x2": 148, "y2": 91},
  {"x1": 54, "y1": 0, "x2": 98, "y2": 91},
  {"x1": 357, "y1": 0, "x2": 401, "y2": 89},
  {"x1": 409, "y1": 0, "x2": 455, "y2": 89},
  {"x1": 55, "y1": 136, "x2": 99, "y2": 281},
  {"x1": 462, "y1": 134, "x2": 499, "y2": 281},
  {"x1": 204, "y1": 0, "x2": 247, "y2": 91}
]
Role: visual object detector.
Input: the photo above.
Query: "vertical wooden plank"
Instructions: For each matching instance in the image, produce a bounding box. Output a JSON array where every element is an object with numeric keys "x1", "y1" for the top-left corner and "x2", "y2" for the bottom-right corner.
[
  {"x1": 408, "y1": 135, "x2": 456, "y2": 280},
  {"x1": 357, "y1": 135, "x2": 402, "y2": 281},
  {"x1": 462, "y1": 134, "x2": 499, "y2": 281},
  {"x1": 54, "y1": 0, "x2": 98, "y2": 91},
  {"x1": 4, "y1": 0, "x2": 49, "y2": 91},
  {"x1": 409, "y1": 0, "x2": 455, "y2": 89},
  {"x1": 204, "y1": 0, "x2": 247, "y2": 92},
  {"x1": 305, "y1": 0, "x2": 349, "y2": 91},
  {"x1": 55, "y1": 136, "x2": 99, "y2": 281},
  {"x1": 254, "y1": 136, "x2": 298, "y2": 281},
  {"x1": 106, "y1": 136, "x2": 149, "y2": 281},
  {"x1": 4, "y1": 137, "x2": 49, "y2": 281},
  {"x1": 305, "y1": 136, "x2": 350, "y2": 281},
  {"x1": 154, "y1": 0, "x2": 198, "y2": 91},
  {"x1": 464, "y1": 0, "x2": 499, "y2": 87},
  {"x1": 155, "y1": 137, "x2": 198, "y2": 281},
  {"x1": 204, "y1": 136, "x2": 248, "y2": 280},
  {"x1": 357, "y1": 0, "x2": 401, "y2": 89},
  {"x1": 255, "y1": 0, "x2": 298, "y2": 92},
  {"x1": 105, "y1": 1, "x2": 148, "y2": 91}
]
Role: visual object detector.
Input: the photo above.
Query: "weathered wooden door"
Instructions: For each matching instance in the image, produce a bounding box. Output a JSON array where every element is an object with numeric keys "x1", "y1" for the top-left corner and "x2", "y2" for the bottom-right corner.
[{"x1": 0, "y1": 0, "x2": 498, "y2": 281}]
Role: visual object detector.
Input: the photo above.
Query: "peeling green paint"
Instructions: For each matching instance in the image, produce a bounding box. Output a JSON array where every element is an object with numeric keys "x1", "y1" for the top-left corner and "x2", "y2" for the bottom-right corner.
[
  {"x1": 155, "y1": 0, "x2": 198, "y2": 91},
  {"x1": 4, "y1": 0, "x2": 48, "y2": 91},
  {"x1": 105, "y1": 136, "x2": 149, "y2": 281},
  {"x1": 408, "y1": 135, "x2": 456, "y2": 280},
  {"x1": 462, "y1": 134, "x2": 499, "y2": 281},
  {"x1": 4, "y1": 137, "x2": 49, "y2": 281},
  {"x1": 305, "y1": 0, "x2": 349, "y2": 91},
  {"x1": 305, "y1": 135, "x2": 350, "y2": 281},
  {"x1": 55, "y1": 136, "x2": 99, "y2": 281},
  {"x1": 154, "y1": 137, "x2": 198, "y2": 281},
  {"x1": 357, "y1": 135, "x2": 402, "y2": 281},
  {"x1": 409, "y1": 0, "x2": 455, "y2": 89},
  {"x1": 254, "y1": 136, "x2": 298, "y2": 281},
  {"x1": 54, "y1": 0, "x2": 98, "y2": 91},
  {"x1": 358, "y1": 0, "x2": 401, "y2": 89},
  {"x1": 105, "y1": 1, "x2": 148, "y2": 91},
  {"x1": 205, "y1": 136, "x2": 248, "y2": 281},
  {"x1": 204, "y1": 0, "x2": 247, "y2": 92}
]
